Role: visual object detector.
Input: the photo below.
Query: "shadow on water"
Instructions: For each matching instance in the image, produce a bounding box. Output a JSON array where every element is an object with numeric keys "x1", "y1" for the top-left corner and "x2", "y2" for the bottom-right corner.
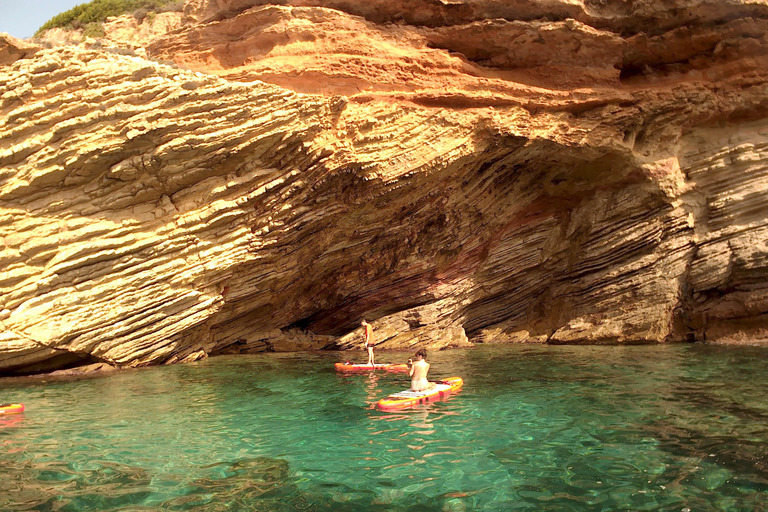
[
  {"x1": 646, "y1": 421, "x2": 768, "y2": 485},
  {"x1": 670, "y1": 384, "x2": 768, "y2": 424},
  {"x1": 642, "y1": 383, "x2": 768, "y2": 489},
  {"x1": 637, "y1": 346, "x2": 768, "y2": 490}
]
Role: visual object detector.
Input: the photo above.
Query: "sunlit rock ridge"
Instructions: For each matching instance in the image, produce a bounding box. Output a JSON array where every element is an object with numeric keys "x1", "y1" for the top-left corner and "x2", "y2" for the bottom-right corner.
[{"x1": 1, "y1": 0, "x2": 768, "y2": 374}]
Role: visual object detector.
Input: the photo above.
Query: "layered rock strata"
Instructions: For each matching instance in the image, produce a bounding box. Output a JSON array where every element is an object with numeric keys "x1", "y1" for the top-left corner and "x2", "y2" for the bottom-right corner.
[{"x1": 1, "y1": 0, "x2": 768, "y2": 374}]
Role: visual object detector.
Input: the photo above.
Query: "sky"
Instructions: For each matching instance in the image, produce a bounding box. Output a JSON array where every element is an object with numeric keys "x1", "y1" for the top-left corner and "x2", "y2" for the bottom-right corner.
[{"x1": 0, "y1": 0, "x2": 86, "y2": 39}]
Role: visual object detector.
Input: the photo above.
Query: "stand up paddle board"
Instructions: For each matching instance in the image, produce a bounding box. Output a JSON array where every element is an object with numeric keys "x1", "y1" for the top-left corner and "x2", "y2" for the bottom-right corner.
[
  {"x1": 377, "y1": 377, "x2": 463, "y2": 411},
  {"x1": 335, "y1": 362, "x2": 409, "y2": 373},
  {"x1": 0, "y1": 403, "x2": 24, "y2": 415}
]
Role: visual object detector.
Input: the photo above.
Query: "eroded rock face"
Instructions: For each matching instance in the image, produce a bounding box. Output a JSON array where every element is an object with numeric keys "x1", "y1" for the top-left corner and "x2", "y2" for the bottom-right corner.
[
  {"x1": 157, "y1": 0, "x2": 768, "y2": 95},
  {"x1": 2, "y1": 0, "x2": 768, "y2": 374},
  {"x1": 0, "y1": 34, "x2": 39, "y2": 65}
]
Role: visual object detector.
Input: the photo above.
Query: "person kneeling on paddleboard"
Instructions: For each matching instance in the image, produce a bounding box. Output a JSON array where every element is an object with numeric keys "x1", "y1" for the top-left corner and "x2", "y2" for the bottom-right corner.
[{"x1": 408, "y1": 349, "x2": 434, "y2": 392}]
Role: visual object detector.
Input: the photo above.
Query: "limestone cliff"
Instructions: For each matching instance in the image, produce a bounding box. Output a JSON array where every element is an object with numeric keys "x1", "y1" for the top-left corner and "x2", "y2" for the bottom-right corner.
[{"x1": 1, "y1": 0, "x2": 768, "y2": 374}]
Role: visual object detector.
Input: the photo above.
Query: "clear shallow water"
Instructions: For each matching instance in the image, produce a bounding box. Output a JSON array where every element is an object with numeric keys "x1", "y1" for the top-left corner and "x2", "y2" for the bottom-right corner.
[{"x1": 1, "y1": 344, "x2": 767, "y2": 512}]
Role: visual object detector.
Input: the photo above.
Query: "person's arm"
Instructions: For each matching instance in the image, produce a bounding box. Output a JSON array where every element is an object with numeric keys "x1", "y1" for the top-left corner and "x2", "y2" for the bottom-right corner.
[{"x1": 408, "y1": 358, "x2": 414, "y2": 377}]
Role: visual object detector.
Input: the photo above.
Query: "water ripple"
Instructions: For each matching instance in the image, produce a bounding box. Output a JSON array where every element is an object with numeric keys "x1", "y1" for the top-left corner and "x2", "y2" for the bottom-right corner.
[{"x1": 1, "y1": 345, "x2": 767, "y2": 511}]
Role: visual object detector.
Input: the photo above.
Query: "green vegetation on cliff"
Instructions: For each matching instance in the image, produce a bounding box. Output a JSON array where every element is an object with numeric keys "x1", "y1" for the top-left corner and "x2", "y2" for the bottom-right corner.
[{"x1": 36, "y1": 0, "x2": 183, "y2": 34}]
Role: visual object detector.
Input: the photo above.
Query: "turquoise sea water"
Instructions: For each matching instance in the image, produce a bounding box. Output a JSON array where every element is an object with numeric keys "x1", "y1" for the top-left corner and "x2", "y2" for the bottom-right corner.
[{"x1": 1, "y1": 344, "x2": 767, "y2": 511}]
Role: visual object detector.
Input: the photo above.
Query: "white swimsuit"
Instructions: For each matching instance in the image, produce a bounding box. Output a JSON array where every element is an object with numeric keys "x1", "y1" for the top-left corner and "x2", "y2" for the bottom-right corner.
[{"x1": 411, "y1": 377, "x2": 429, "y2": 392}]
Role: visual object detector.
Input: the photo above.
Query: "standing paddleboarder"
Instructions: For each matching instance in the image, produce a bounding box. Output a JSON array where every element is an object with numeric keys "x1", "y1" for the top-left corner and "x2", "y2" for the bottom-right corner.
[{"x1": 362, "y1": 319, "x2": 375, "y2": 367}]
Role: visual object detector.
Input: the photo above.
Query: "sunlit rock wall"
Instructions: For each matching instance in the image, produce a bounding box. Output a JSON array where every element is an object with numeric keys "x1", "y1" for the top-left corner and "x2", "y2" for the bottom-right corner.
[{"x1": 1, "y1": 0, "x2": 768, "y2": 373}]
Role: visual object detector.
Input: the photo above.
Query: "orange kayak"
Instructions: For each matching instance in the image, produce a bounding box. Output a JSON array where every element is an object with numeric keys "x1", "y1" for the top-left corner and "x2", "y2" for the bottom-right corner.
[
  {"x1": 377, "y1": 377, "x2": 463, "y2": 411},
  {"x1": 335, "y1": 362, "x2": 409, "y2": 373},
  {"x1": 0, "y1": 403, "x2": 24, "y2": 415}
]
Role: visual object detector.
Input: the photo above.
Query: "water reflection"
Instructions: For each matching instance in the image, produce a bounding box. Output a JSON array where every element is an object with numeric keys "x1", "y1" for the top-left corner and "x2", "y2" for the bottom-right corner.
[
  {"x1": 364, "y1": 372, "x2": 381, "y2": 406},
  {"x1": 0, "y1": 412, "x2": 26, "y2": 431}
]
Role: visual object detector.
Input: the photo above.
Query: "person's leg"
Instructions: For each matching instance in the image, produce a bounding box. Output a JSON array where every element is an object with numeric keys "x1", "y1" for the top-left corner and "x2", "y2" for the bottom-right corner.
[{"x1": 367, "y1": 346, "x2": 375, "y2": 366}]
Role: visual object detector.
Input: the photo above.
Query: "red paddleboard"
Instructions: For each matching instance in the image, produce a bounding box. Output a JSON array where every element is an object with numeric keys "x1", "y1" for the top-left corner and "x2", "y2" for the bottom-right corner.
[{"x1": 334, "y1": 362, "x2": 409, "y2": 373}]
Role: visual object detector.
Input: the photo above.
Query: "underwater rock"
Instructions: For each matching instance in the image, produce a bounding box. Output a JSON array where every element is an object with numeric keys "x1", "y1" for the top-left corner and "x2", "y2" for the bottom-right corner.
[
  {"x1": 165, "y1": 457, "x2": 291, "y2": 510},
  {"x1": 0, "y1": 458, "x2": 153, "y2": 511}
]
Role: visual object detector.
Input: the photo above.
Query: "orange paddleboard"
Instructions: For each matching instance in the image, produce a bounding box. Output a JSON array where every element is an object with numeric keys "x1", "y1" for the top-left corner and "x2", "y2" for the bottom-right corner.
[{"x1": 377, "y1": 377, "x2": 463, "y2": 411}]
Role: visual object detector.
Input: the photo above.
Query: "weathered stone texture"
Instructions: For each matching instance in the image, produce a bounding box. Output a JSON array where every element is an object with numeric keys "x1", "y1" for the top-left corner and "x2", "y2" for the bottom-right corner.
[
  {"x1": 0, "y1": 34, "x2": 39, "y2": 66},
  {"x1": 1, "y1": 0, "x2": 768, "y2": 373},
  {"x1": 676, "y1": 121, "x2": 768, "y2": 343}
]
